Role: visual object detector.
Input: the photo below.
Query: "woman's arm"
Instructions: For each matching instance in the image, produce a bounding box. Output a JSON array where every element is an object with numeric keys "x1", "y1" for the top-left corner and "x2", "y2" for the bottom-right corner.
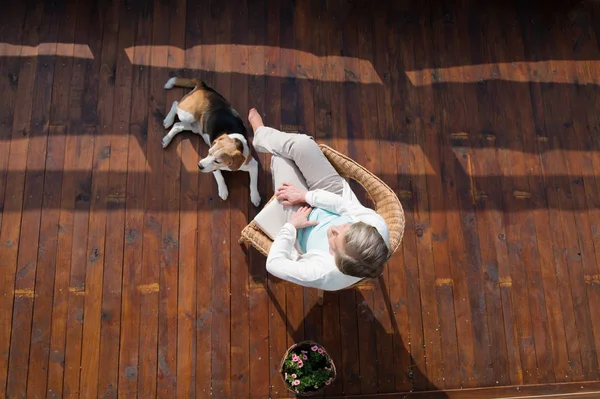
[
  {"x1": 308, "y1": 190, "x2": 390, "y2": 247},
  {"x1": 266, "y1": 223, "x2": 331, "y2": 288},
  {"x1": 275, "y1": 182, "x2": 375, "y2": 218},
  {"x1": 275, "y1": 183, "x2": 390, "y2": 247},
  {"x1": 305, "y1": 189, "x2": 373, "y2": 218}
]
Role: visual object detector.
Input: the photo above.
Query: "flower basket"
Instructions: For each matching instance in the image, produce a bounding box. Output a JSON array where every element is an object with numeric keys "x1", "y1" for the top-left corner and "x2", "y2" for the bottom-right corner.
[{"x1": 279, "y1": 340, "x2": 337, "y2": 396}]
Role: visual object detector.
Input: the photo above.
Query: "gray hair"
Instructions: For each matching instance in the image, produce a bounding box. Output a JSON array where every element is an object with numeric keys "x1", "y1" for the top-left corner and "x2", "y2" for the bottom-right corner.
[{"x1": 334, "y1": 222, "x2": 389, "y2": 278}]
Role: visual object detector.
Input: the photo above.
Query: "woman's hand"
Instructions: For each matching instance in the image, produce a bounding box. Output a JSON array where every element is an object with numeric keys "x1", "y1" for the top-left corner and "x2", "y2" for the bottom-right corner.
[
  {"x1": 289, "y1": 206, "x2": 319, "y2": 230},
  {"x1": 276, "y1": 182, "x2": 308, "y2": 206}
]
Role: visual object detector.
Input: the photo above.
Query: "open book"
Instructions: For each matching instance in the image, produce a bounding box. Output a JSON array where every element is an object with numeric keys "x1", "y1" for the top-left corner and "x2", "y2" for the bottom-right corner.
[{"x1": 253, "y1": 199, "x2": 303, "y2": 254}]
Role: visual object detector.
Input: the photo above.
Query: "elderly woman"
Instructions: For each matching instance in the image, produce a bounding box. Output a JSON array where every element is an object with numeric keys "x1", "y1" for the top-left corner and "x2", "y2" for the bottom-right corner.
[{"x1": 248, "y1": 108, "x2": 389, "y2": 291}]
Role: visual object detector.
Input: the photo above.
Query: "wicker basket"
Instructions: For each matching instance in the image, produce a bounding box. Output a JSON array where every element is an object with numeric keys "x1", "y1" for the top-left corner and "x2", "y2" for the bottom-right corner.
[{"x1": 279, "y1": 340, "x2": 337, "y2": 396}]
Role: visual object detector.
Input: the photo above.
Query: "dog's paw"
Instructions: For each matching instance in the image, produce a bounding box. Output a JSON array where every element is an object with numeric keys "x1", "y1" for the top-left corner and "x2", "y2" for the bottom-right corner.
[
  {"x1": 163, "y1": 117, "x2": 173, "y2": 129},
  {"x1": 218, "y1": 185, "x2": 229, "y2": 201},
  {"x1": 164, "y1": 77, "x2": 176, "y2": 89},
  {"x1": 250, "y1": 190, "x2": 261, "y2": 207},
  {"x1": 161, "y1": 136, "x2": 171, "y2": 148}
]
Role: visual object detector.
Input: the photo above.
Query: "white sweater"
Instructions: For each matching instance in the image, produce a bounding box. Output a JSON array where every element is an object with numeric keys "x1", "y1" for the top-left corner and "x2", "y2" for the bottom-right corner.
[{"x1": 266, "y1": 181, "x2": 390, "y2": 291}]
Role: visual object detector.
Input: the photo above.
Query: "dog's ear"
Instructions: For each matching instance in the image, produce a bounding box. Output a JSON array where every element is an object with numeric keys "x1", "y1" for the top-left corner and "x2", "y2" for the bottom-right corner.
[{"x1": 229, "y1": 151, "x2": 245, "y2": 171}]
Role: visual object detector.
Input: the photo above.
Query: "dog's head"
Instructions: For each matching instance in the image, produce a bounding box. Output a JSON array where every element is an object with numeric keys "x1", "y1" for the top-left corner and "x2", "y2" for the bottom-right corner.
[{"x1": 198, "y1": 134, "x2": 246, "y2": 173}]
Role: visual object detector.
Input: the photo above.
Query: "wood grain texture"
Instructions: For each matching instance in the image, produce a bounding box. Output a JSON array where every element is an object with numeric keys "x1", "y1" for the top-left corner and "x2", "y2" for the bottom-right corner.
[{"x1": 0, "y1": 0, "x2": 599, "y2": 397}]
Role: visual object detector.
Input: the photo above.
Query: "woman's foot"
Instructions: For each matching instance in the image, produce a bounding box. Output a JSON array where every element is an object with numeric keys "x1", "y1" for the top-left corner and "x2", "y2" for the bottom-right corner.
[{"x1": 248, "y1": 108, "x2": 264, "y2": 132}]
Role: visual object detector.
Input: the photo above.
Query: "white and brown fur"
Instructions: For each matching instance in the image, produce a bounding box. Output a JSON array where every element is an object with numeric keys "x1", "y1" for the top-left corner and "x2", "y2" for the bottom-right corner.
[{"x1": 162, "y1": 77, "x2": 261, "y2": 206}]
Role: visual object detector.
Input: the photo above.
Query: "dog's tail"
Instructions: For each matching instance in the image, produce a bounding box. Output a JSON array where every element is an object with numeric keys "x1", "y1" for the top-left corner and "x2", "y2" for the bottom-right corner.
[{"x1": 164, "y1": 77, "x2": 205, "y2": 90}]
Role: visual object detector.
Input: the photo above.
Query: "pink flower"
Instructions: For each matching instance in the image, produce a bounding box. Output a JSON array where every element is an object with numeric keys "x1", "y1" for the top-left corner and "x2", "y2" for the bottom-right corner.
[
  {"x1": 297, "y1": 360, "x2": 304, "y2": 368},
  {"x1": 318, "y1": 348, "x2": 324, "y2": 354},
  {"x1": 293, "y1": 380, "x2": 300, "y2": 386},
  {"x1": 311, "y1": 345, "x2": 318, "y2": 351},
  {"x1": 292, "y1": 355, "x2": 299, "y2": 362},
  {"x1": 302, "y1": 355, "x2": 307, "y2": 360},
  {"x1": 292, "y1": 374, "x2": 297, "y2": 378},
  {"x1": 325, "y1": 379, "x2": 331, "y2": 386}
]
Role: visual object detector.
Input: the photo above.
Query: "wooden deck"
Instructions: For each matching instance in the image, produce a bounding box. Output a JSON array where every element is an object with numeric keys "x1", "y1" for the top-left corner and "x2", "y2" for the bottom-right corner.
[{"x1": 1, "y1": 0, "x2": 600, "y2": 397}]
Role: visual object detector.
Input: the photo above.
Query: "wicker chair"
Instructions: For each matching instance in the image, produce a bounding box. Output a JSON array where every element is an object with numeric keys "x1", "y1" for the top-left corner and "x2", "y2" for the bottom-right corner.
[{"x1": 239, "y1": 144, "x2": 405, "y2": 305}]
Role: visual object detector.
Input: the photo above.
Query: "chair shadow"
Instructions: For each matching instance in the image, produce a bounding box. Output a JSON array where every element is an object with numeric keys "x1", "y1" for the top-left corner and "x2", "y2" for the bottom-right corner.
[{"x1": 265, "y1": 276, "x2": 449, "y2": 397}]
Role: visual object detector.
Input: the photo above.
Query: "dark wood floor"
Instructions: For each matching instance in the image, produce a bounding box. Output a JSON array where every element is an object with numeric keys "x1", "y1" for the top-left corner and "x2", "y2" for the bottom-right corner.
[{"x1": 1, "y1": 0, "x2": 600, "y2": 397}]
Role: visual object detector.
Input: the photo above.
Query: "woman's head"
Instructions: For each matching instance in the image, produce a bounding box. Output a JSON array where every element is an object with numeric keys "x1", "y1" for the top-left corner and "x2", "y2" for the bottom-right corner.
[{"x1": 328, "y1": 222, "x2": 389, "y2": 278}]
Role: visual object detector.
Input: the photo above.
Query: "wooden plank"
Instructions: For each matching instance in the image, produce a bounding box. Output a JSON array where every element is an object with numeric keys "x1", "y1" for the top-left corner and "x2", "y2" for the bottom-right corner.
[
  {"x1": 5, "y1": 3, "x2": 59, "y2": 397},
  {"x1": 403, "y1": 5, "x2": 449, "y2": 388},
  {"x1": 513, "y1": 4, "x2": 577, "y2": 384},
  {"x1": 23, "y1": 122, "x2": 65, "y2": 398},
  {"x1": 369, "y1": 5, "x2": 406, "y2": 394},
  {"x1": 528, "y1": 81, "x2": 586, "y2": 383},
  {"x1": 539, "y1": 9, "x2": 600, "y2": 381},
  {"x1": 539, "y1": 67, "x2": 600, "y2": 381},
  {"x1": 210, "y1": 2, "x2": 233, "y2": 395},
  {"x1": 28, "y1": 2, "x2": 83, "y2": 397},
  {"x1": 355, "y1": 12, "x2": 387, "y2": 394},
  {"x1": 428, "y1": 2, "x2": 508, "y2": 388},
  {"x1": 295, "y1": 0, "x2": 315, "y2": 140},
  {"x1": 466, "y1": 76, "x2": 518, "y2": 391},
  {"x1": 311, "y1": 0, "x2": 331, "y2": 146},
  {"x1": 468, "y1": 87, "x2": 519, "y2": 387},
  {"x1": 136, "y1": 0, "x2": 167, "y2": 396},
  {"x1": 325, "y1": 380, "x2": 600, "y2": 399},
  {"x1": 0, "y1": 0, "x2": 29, "y2": 394},
  {"x1": 298, "y1": 0, "x2": 321, "y2": 357},
  {"x1": 0, "y1": 1, "x2": 27, "y2": 232},
  {"x1": 427, "y1": 1, "x2": 494, "y2": 388},
  {"x1": 496, "y1": 9, "x2": 556, "y2": 384},
  {"x1": 159, "y1": 0, "x2": 185, "y2": 397},
  {"x1": 569, "y1": 7, "x2": 600, "y2": 377},
  {"x1": 340, "y1": 6, "x2": 383, "y2": 395},
  {"x1": 318, "y1": 2, "x2": 344, "y2": 396},
  {"x1": 392, "y1": 11, "x2": 427, "y2": 391},
  {"x1": 560, "y1": 84, "x2": 600, "y2": 380},
  {"x1": 445, "y1": 1, "x2": 516, "y2": 388},
  {"x1": 172, "y1": 1, "x2": 198, "y2": 398},
  {"x1": 59, "y1": 1, "x2": 97, "y2": 394},
  {"x1": 96, "y1": 0, "x2": 131, "y2": 395},
  {"x1": 77, "y1": 1, "x2": 109, "y2": 396},
  {"x1": 45, "y1": 1, "x2": 87, "y2": 393},
  {"x1": 305, "y1": 0, "x2": 329, "y2": 349},
  {"x1": 246, "y1": 0, "x2": 270, "y2": 396},
  {"x1": 406, "y1": 5, "x2": 464, "y2": 390},
  {"x1": 279, "y1": 0, "x2": 306, "y2": 355},
  {"x1": 116, "y1": 0, "x2": 151, "y2": 394},
  {"x1": 321, "y1": 289, "x2": 343, "y2": 396},
  {"x1": 315, "y1": 73, "x2": 345, "y2": 399},
  {"x1": 338, "y1": 288, "x2": 360, "y2": 395},
  {"x1": 178, "y1": 79, "x2": 200, "y2": 399},
  {"x1": 61, "y1": 146, "x2": 95, "y2": 397},
  {"x1": 47, "y1": 0, "x2": 78, "y2": 127},
  {"x1": 356, "y1": 287, "x2": 378, "y2": 394},
  {"x1": 330, "y1": 12, "x2": 363, "y2": 396},
  {"x1": 193, "y1": 0, "x2": 212, "y2": 395},
  {"x1": 382, "y1": 5, "x2": 415, "y2": 392},
  {"x1": 518, "y1": 8, "x2": 597, "y2": 382},
  {"x1": 229, "y1": 1, "x2": 251, "y2": 398},
  {"x1": 262, "y1": 0, "x2": 289, "y2": 396},
  {"x1": 325, "y1": 0, "x2": 348, "y2": 157}
]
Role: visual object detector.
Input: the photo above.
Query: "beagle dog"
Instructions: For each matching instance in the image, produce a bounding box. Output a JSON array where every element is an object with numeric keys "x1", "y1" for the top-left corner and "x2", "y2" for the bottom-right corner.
[{"x1": 162, "y1": 77, "x2": 261, "y2": 207}]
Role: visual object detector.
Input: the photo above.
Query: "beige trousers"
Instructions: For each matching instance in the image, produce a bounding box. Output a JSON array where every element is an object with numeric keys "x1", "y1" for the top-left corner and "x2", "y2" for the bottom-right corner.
[{"x1": 253, "y1": 126, "x2": 344, "y2": 195}]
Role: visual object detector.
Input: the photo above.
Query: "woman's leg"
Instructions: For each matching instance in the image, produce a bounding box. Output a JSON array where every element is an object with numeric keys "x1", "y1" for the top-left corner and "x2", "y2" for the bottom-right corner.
[
  {"x1": 249, "y1": 108, "x2": 344, "y2": 195},
  {"x1": 270, "y1": 156, "x2": 308, "y2": 221}
]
